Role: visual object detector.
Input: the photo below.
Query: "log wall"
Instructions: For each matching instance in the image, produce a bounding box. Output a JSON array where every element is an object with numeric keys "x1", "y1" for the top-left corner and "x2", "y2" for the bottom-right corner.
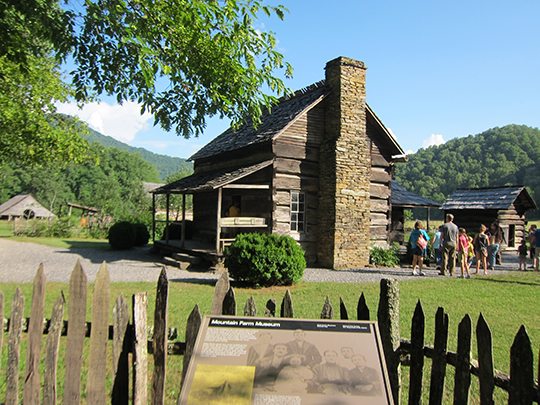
[{"x1": 272, "y1": 104, "x2": 325, "y2": 264}]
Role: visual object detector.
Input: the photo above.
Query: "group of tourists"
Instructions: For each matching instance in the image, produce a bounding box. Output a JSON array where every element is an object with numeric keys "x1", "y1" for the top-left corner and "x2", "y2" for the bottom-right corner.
[{"x1": 409, "y1": 214, "x2": 509, "y2": 277}]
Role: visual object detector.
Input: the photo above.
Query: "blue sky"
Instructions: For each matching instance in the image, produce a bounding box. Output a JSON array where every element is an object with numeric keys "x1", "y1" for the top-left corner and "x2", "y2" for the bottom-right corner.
[{"x1": 57, "y1": 0, "x2": 540, "y2": 159}]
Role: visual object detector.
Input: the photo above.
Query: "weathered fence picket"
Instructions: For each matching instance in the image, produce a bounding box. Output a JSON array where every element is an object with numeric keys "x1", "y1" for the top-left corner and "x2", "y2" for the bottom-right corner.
[
  {"x1": 454, "y1": 314, "x2": 472, "y2": 404},
  {"x1": 87, "y1": 263, "x2": 111, "y2": 404},
  {"x1": 509, "y1": 325, "x2": 534, "y2": 404},
  {"x1": 64, "y1": 260, "x2": 87, "y2": 405},
  {"x1": 6, "y1": 287, "x2": 24, "y2": 405},
  {"x1": 112, "y1": 293, "x2": 130, "y2": 405},
  {"x1": 244, "y1": 296, "x2": 257, "y2": 316},
  {"x1": 1, "y1": 263, "x2": 539, "y2": 404},
  {"x1": 357, "y1": 292, "x2": 370, "y2": 320},
  {"x1": 132, "y1": 292, "x2": 148, "y2": 405},
  {"x1": 24, "y1": 264, "x2": 46, "y2": 405},
  {"x1": 477, "y1": 312, "x2": 495, "y2": 405},
  {"x1": 428, "y1": 307, "x2": 449, "y2": 405},
  {"x1": 222, "y1": 286, "x2": 236, "y2": 315},
  {"x1": 42, "y1": 294, "x2": 65, "y2": 405},
  {"x1": 378, "y1": 278, "x2": 401, "y2": 404},
  {"x1": 409, "y1": 300, "x2": 425, "y2": 405},
  {"x1": 152, "y1": 268, "x2": 169, "y2": 405}
]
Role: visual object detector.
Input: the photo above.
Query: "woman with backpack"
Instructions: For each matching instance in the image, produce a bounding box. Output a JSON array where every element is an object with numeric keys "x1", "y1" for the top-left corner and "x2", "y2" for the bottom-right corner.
[{"x1": 409, "y1": 220, "x2": 430, "y2": 276}]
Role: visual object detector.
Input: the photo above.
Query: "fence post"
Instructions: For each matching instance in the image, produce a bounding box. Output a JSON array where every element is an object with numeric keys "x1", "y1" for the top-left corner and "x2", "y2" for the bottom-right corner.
[
  {"x1": 320, "y1": 296, "x2": 333, "y2": 319},
  {"x1": 87, "y1": 262, "x2": 111, "y2": 405},
  {"x1": 181, "y1": 304, "x2": 202, "y2": 387},
  {"x1": 339, "y1": 297, "x2": 348, "y2": 320},
  {"x1": 377, "y1": 278, "x2": 401, "y2": 405},
  {"x1": 133, "y1": 292, "x2": 148, "y2": 405},
  {"x1": 64, "y1": 260, "x2": 88, "y2": 405},
  {"x1": 509, "y1": 325, "x2": 533, "y2": 404},
  {"x1": 476, "y1": 313, "x2": 495, "y2": 405},
  {"x1": 409, "y1": 300, "x2": 425, "y2": 405},
  {"x1": 244, "y1": 296, "x2": 257, "y2": 317},
  {"x1": 43, "y1": 294, "x2": 65, "y2": 405},
  {"x1": 281, "y1": 290, "x2": 294, "y2": 318},
  {"x1": 152, "y1": 268, "x2": 169, "y2": 405},
  {"x1": 357, "y1": 292, "x2": 370, "y2": 321},
  {"x1": 429, "y1": 307, "x2": 448, "y2": 405},
  {"x1": 5, "y1": 287, "x2": 24, "y2": 405},
  {"x1": 112, "y1": 293, "x2": 130, "y2": 405},
  {"x1": 454, "y1": 314, "x2": 472, "y2": 405},
  {"x1": 0, "y1": 290, "x2": 3, "y2": 370},
  {"x1": 24, "y1": 265, "x2": 46, "y2": 405},
  {"x1": 265, "y1": 299, "x2": 276, "y2": 317}
]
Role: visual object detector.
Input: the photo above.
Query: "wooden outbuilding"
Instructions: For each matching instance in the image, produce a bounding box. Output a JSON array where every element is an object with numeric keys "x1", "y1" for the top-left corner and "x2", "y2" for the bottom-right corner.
[
  {"x1": 0, "y1": 194, "x2": 55, "y2": 220},
  {"x1": 389, "y1": 181, "x2": 442, "y2": 244},
  {"x1": 152, "y1": 57, "x2": 407, "y2": 269},
  {"x1": 440, "y1": 186, "x2": 537, "y2": 249}
]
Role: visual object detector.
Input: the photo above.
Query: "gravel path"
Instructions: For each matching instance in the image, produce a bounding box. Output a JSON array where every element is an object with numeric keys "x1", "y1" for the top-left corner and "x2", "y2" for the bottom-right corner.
[{"x1": 0, "y1": 238, "x2": 525, "y2": 284}]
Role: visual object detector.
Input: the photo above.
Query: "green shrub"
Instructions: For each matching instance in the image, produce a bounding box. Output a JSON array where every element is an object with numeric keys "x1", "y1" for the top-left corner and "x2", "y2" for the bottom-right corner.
[
  {"x1": 108, "y1": 221, "x2": 135, "y2": 250},
  {"x1": 133, "y1": 223, "x2": 150, "y2": 247},
  {"x1": 370, "y1": 244, "x2": 401, "y2": 267},
  {"x1": 225, "y1": 233, "x2": 306, "y2": 288}
]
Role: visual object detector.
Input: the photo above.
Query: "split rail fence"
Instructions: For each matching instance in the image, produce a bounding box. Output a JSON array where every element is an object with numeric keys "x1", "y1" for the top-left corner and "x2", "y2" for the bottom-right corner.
[{"x1": 0, "y1": 261, "x2": 538, "y2": 404}]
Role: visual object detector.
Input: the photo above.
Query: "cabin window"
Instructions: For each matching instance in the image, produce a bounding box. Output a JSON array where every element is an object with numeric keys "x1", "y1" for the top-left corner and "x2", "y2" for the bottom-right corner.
[{"x1": 290, "y1": 192, "x2": 305, "y2": 232}]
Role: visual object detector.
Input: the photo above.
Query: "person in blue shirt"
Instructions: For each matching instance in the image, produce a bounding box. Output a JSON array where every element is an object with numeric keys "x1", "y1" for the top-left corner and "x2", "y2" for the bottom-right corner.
[
  {"x1": 431, "y1": 226, "x2": 442, "y2": 270},
  {"x1": 409, "y1": 220, "x2": 430, "y2": 276}
]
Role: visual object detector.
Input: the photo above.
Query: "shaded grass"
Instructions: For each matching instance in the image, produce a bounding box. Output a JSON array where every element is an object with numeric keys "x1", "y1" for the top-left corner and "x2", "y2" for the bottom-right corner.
[{"x1": 1, "y1": 272, "x2": 539, "y2": 403}]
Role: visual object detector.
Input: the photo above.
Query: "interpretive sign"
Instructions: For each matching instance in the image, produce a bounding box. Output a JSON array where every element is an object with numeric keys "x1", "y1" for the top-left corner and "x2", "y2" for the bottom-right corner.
[{"x1": 178, "y1": 315, "x2": 394, "y2": 405}]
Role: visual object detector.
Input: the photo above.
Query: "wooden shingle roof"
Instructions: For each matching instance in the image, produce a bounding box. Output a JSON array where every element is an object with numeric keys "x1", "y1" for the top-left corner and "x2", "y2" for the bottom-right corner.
[
  {"x1": 391, "y1": 181, "x2": 441, "y2": 208},
  {"x1": 440, "y1": 186, "x2": 538, "y2": 211},
  {"x1": 190, "y1": 83, "x2": 327, "y2": 161},
  {"x1": 152, "y1": 160, "x2": 273, "y2": 194},
  {"x1": 0, "y1": 194, "x2": 56, "y2": 218},
  {"x1": 189, "y1": 80, "x2": 405, "y2": 161}
]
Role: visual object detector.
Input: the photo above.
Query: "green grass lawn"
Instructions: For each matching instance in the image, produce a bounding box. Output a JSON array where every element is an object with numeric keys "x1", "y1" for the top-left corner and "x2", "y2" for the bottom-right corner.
[{"x1": 0, "y1": 272, "x2": 538, "y2": 403}]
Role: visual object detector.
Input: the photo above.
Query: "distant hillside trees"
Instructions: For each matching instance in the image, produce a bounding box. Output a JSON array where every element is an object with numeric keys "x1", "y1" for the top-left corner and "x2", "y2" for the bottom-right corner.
[
  {"x1": 395, "y1": 125, "x2": 540, "y2": 217},
  {"x1": 0, "y1": 143, "x2": 160, "y2": 219},
  {"x1": 82, "y1": 126, "x2": 192, "y2": 181}
]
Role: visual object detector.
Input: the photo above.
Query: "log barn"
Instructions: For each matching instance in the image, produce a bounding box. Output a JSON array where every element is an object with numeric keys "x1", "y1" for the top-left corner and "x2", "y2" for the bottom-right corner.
[
  {"x1": 440, "y1": 186, "x2": 537, "y2": 250},
  {"x1": 152, "y1": 56, "x2": 407, "y2": 269}
]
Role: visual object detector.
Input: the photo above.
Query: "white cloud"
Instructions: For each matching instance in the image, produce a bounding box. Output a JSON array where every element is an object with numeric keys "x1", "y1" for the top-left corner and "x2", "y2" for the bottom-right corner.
[
  {"x1": 422, "y1": 134, "x2": 446, "y2": 149},
  {"x1": 56, "y1": 101, "x2": 152, "y2": 144},
  {"x1": 405, "y1": 149, "x2": 415, "y2": 155}
]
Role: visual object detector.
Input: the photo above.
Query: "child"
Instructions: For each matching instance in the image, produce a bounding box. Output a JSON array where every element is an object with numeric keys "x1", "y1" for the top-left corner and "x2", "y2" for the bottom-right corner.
[
  {"x1": 457, "y1": 228, "x2": 471, "y2": 278},
  {"x1": 467, "y1": 234, "x2": 475, "y2": 268},
  {"x1": 473, "y1": 224, "x2": 490, "y2": 275},
  {"x1": 518, "y1": 238, "x2": 528, "y2": 270}
]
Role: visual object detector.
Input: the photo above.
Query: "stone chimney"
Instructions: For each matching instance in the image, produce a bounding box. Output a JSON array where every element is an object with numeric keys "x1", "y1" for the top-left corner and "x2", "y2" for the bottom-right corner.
[{"x1": 317, "y1": 57, "x2": 371, "y2": 269}]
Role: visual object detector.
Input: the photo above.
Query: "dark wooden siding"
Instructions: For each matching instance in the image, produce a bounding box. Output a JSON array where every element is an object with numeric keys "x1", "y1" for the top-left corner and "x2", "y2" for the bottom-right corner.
[
  {"x1": 272, "y1": 104, "x2": 325, "y2": 263},
  {"x1": 367, "y1": 119, "x2": 392, "y2": 245}
]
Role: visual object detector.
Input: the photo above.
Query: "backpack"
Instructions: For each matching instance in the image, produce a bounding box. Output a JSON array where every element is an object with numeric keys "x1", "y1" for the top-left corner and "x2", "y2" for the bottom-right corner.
[{"x1": 417, "y1": 233, "x2": 428, "y2": 249}]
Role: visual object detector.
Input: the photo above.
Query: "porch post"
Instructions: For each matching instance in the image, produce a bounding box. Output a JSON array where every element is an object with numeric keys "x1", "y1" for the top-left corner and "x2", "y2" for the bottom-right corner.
[
  {"x1": 152, "y1": 193, "x2": 156, "y2": 242},
  {"x1": 427, "y1": 208, "x2": 431, "y2": 231},
  {"x1": 216, "y1": 188, "x2": 222, "y2": 254},
  {"x1": 181, "y1": 194, "x2": 186, "y2": 248},
  {"x1": 165, "y1": 194, "x2": 170, "y2": 245}
]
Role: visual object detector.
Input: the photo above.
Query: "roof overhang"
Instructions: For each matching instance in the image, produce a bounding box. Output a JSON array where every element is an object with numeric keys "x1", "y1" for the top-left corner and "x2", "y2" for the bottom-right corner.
[{"x1": 152, "y1": 160, "x2": 273, "y2": 195}]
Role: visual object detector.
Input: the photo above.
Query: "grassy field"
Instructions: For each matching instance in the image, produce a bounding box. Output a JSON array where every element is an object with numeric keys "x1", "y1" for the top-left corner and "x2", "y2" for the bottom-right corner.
[{"x1": 0, "y1": 273, "x2": 539, "y2": 403}]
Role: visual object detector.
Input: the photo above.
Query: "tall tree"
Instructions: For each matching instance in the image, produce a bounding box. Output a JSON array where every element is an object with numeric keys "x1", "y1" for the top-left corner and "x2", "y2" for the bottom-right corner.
[{"x1": 1, "y1": 0, "x2": 293, "y2": 164}]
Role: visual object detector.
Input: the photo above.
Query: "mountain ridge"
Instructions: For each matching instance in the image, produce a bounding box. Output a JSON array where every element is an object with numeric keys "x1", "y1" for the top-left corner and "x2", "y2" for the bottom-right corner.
[{"x1": 82, "y1": 127, "x2": 193, "y2": 182}]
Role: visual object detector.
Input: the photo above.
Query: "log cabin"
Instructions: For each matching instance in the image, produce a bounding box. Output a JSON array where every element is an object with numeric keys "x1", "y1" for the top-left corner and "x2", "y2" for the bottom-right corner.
[
  {"x1": 152, "y1": 56, "x2": 407, "y2": 269},
  {"x1": 440, "y1": 186, "x2": 537, "y2": 250}
]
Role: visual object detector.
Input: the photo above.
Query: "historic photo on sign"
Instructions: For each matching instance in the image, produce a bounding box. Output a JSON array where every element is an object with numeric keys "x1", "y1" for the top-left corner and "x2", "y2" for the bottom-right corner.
[{"x1": 178, "y1": 316, "x2": 394, "y2": 404}]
